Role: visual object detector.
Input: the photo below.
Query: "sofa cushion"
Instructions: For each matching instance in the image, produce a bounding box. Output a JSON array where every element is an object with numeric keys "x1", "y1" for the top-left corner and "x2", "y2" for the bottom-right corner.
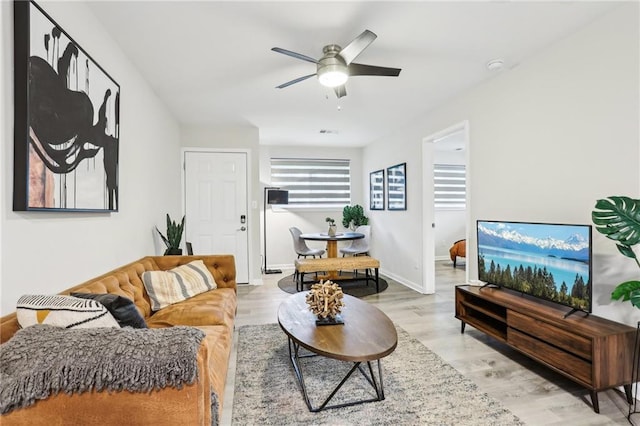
[
  {"x1": 146, "y1": 288, "x2": 237, "y2": 328},
  {"x1": 142, "y1": 260, "x2": 217, "y2": 311},
  {"x1": 16, "y1": 295, "x2": 120, "y2": 329},
  {"x1": 71, "y1": 293, "x2": 148, "y2": 328}
]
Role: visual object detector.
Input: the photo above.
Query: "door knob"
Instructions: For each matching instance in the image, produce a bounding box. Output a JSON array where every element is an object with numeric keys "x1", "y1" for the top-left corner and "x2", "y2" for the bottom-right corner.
[{"x1": 237, "y1": 226, "x2": 247, "y2": 231}]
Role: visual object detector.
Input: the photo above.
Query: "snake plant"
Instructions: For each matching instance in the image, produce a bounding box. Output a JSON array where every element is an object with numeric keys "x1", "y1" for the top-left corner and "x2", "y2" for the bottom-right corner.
[
  {"x1": 156, "y1": 214, "x2": 185, "y2": 255},
  {"x1": 592, "y1": 196, "x2": 640, "y2": 308}
]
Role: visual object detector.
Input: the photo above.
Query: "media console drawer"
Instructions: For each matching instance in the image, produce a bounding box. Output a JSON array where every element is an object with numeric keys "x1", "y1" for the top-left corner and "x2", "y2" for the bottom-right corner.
[
  {"x1": 508, "y1": 327, "x2": 592, "y2": 385},
  {"x1": 507, "y1": 310, "x2": 592, "y2": 360}
]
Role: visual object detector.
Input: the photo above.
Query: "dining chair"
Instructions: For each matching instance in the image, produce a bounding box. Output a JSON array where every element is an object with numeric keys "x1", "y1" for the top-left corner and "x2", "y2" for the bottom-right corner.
[
  {"x1": 340, "y1": 225, "x2": 370, "y2": 257},
  {"x1": 289, "y1": 227, "x2": 325, "y2": 281},
  {"x1": 340, "y1": 225, "x2": 371, "y2": 277},
  {"x1": 289, "y1": 227, "x2": 325, "y2": 259}
]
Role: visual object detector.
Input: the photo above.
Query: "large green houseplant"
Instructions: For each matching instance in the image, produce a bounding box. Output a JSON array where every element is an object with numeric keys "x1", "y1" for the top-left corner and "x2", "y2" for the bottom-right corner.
[
  {"x1": 156, "y1": 214, "x2": 185, "y2": 255},
  {"x1": 342, "y1": 205, "x2": 369, "y2": 231},
  {"x1": 592, "y1": 196, "x2": 640, "y2": 308}
]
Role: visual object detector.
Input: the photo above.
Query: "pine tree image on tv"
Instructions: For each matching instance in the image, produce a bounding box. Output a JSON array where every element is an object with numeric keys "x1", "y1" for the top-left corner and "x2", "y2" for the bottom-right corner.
[{"x1": 478, "y1": 255, "x2": 590, "y2": 310}]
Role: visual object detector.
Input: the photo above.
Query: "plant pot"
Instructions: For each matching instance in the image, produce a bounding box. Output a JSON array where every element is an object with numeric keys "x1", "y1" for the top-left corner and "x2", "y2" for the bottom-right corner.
[
  {"x1": 164, "y1": 248, "x2": 183, "y2": 255},
  {"x1": 328, "y1": 224, "x2": 337, "y2": 237}
]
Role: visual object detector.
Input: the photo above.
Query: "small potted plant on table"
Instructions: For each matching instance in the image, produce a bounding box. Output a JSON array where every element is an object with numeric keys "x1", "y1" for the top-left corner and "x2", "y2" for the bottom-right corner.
[{"x1": 326, "y1": 217, "x2": 337, "y2": 237}]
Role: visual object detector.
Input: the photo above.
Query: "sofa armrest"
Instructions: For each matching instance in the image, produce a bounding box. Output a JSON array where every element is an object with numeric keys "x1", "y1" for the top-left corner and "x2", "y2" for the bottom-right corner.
[
  {"x1": 0, "y1": 338, "x2": 214, "y2": 425},
  {"x1": 149, "y1": 255, "x2": 237, "y2": 292}
]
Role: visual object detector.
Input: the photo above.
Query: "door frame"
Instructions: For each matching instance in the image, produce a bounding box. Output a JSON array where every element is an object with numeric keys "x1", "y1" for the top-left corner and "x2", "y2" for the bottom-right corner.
[
  {"x1": 422, "y1": 120, "x2": 471, "y2": 292},
  {"x1": 181, "y1": 147, "x2": 253, "y2": 283}
]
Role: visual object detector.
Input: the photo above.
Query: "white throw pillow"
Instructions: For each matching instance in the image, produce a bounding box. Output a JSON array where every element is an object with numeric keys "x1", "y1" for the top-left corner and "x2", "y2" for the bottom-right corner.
[
  {"x1": 17, "y1": 294, "x2": 120, "y2": 329},
  {"x1": 142, "y1": 260, "x2": 217, "y2": 311}
]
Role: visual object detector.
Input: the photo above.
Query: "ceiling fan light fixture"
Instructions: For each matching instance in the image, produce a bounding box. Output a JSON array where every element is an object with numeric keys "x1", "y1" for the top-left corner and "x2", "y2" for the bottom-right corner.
[{"x1": 317, "y1": 64, "x2": 348, "y2": 88}]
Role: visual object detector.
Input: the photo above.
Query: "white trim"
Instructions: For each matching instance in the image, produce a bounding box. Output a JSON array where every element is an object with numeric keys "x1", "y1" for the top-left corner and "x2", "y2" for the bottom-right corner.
[
  {"x1": 422, "y1": 121, "x2": 471, "y2": 294},
  {"x1": 379, "y1": 268, "x2": 424, "y2": 294}
]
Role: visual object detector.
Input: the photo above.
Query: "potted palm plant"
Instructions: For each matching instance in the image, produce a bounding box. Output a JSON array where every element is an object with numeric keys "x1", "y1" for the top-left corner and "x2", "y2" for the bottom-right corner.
[
  {"x1": 592, "y1": 196, "x2": 640, "y2": 308},
  {"x1": 156, "y1": 214, "x2": 185, "y2": 255}
]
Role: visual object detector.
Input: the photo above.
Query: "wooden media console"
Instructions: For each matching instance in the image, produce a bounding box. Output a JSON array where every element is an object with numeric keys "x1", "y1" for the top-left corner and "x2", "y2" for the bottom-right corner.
[{"x1": 455, "y1": 285, "x2": 636, "y2": 413}]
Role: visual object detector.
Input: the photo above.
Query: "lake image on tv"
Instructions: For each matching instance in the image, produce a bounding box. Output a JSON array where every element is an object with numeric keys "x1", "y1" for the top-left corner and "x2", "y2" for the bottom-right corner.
[{"x1": 477, "y1": 222, "x2": 590, "y2": 311}]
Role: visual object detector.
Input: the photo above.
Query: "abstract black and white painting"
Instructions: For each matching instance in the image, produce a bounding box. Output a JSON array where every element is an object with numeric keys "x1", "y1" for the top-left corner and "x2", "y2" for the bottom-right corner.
[{"x1": 13, "y1": 0, "x2": 120, "y2": 212}]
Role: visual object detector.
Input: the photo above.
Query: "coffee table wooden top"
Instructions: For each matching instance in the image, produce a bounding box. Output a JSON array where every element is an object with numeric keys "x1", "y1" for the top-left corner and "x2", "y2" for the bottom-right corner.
[{"x1": 278, "y1": 293, "x2": 397, "y2": 362}]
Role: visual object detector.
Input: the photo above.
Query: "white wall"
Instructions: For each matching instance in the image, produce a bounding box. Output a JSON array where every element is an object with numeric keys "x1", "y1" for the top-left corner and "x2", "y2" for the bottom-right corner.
[
  {"x1": 259, "y1": 146, "x2": 364, "y2": 269},
  {"x1": 364, "y1": 4, "x2": 640, "y2": 324},
  {"x1": 180, "y1": 125, "x2": 262, "y2": 284},
  {"x1": 0, "y1": 1, "x2": 181, "y2": 314}
]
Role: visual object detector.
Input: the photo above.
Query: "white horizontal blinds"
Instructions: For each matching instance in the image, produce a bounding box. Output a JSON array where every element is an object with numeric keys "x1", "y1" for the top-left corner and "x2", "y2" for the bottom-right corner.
[
  {"x1": 270, "y1": 158, "x2": 351, "y2": 208},
  {"x1": 434, "y1": 164, "x2": 466, "y2": 209}
]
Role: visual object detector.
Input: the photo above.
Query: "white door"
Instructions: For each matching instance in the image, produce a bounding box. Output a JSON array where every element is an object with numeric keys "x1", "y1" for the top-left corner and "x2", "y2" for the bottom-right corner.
[{"x1": 184, "y1": 151, "x2": 249, "y2": 283}]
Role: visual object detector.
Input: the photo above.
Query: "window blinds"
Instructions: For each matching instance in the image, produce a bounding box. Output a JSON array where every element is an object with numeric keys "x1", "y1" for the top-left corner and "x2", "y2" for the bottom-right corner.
[
  {"x1": 434, "y1": 164, "x2": 466, "y2": 209},
  {"x1": 270, "y1": 158, "x2": 351, "y2": 208}
]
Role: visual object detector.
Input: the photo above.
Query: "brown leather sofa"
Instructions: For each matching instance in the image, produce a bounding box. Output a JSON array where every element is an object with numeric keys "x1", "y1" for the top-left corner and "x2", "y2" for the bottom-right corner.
[{"x1": 0, "y1": 255, "x2": 237, "y2": 426}]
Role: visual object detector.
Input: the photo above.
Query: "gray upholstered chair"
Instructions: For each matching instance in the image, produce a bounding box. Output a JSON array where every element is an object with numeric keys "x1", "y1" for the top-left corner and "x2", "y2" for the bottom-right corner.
[
  {"x1": 289, "y1": 227, "x2": 325, "y2": 259},
  {"x1": 289, "y1": 227, "x2": 325, "y2": 282},
  {"x1": 340, "y1": 225, "x2": 371, "y2": 276},
  {"x1": 340, "y1": 225, "x2": 370, "y2": 257}
]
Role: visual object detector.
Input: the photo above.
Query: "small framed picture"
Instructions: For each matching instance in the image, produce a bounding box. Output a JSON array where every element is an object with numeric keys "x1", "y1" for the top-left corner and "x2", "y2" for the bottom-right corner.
[
  {"x1": 387, "y1": 162, "x2": 406, "y2": 211},
  {"x1": 369, "y1": 169, "x2": 385, "y2": 210}
]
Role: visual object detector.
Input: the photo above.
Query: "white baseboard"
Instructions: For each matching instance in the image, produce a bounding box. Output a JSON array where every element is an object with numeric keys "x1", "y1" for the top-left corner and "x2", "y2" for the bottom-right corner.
[{"x1": 379, "y1": 268, "x2": 428, "y2": 294}]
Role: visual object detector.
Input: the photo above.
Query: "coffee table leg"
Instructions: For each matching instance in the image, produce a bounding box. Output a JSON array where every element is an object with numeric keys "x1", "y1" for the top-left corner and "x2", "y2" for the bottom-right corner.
[
  {"x1": 287, "y1": 337, "x2": 386, "y2": 412},
  {"x1": 288, "y1": 338, "x2": 316, "y2": 411},
  {"x1": 358, "y1": 360, "x2": 385, "y2": 400}
]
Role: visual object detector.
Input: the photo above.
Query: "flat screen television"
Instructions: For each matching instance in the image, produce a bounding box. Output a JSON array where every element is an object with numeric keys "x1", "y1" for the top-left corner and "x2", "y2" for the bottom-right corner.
[{"x1": 477, "y1": 220, "x2": 592, "y2": 317}]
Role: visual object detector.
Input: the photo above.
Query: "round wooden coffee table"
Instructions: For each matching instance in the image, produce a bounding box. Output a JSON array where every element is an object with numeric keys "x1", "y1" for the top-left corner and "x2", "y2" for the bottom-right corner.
[{"x1": 277, "y1": 292, "x2": 397, "y2": 412}]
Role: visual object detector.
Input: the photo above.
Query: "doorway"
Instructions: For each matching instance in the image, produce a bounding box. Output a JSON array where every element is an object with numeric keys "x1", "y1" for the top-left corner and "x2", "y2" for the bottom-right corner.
[
  {"x1": 422, "y1": 121, "x2": 470, "y2": 293},
  {"x1": 183, "y1": 150, "x2": 250, "y2": 283}
]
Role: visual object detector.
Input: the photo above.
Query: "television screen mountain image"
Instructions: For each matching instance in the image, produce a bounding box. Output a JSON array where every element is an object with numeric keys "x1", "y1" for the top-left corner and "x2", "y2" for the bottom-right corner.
[{"x1": 477, "y1": 221, "x2": 592, "y2": 313}]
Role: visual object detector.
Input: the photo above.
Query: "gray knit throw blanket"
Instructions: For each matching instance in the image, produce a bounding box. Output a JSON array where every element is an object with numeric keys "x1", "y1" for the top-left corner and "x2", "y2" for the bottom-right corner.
[{"x1": 0, "y1": 324, "x2": 208, "y2": 417}]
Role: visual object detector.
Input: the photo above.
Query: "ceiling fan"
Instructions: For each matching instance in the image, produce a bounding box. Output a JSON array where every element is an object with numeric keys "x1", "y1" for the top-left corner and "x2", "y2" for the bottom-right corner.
[{"x1": 272, "y1": 30, "x2": 401, "y2": 98}]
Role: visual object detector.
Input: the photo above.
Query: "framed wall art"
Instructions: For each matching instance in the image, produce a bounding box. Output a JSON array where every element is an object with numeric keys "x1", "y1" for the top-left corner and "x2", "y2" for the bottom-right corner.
[
  {"x1": 387, "y1": 162, "x2": 406, "y2": 211},
  {"x1": 369, "y1": 169, "x2": 385, "y2": 210},
  {"x1": 13, "y1": 0, "x2": 120, "y2": 212}
]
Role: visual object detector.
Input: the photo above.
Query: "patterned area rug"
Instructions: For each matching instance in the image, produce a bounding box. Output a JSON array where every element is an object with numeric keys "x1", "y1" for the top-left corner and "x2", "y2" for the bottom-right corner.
[
  {"x1": 232, "y1": 323, "x2": 523, "y2": 425},
  {"x1": 277, "y1": 273, "x2": 388, "y2": 297}
]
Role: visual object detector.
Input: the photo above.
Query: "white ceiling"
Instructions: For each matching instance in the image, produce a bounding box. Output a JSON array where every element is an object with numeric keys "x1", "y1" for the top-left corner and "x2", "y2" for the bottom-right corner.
[{"x1": 86, "y1": 1, "x2": 619, "y2": 147}]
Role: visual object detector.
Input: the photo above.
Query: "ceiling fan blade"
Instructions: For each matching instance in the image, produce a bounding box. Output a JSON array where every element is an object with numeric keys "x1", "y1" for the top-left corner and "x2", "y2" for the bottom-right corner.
[
  {"x1": 271, "y1": 47, "x2": 318, "y2": 64},
  {"x1": 338, "y1": 30, "x2": 377, "y2": 65},
  {"x1": 348, "y1": 63, "x2": 401, "y2": 77},
  {"x1": 334, "y1": 85, "x2": 347, "y2": 98},
  {"x1": 276, "y1": 73, "x2": 316, "y2": 89}
]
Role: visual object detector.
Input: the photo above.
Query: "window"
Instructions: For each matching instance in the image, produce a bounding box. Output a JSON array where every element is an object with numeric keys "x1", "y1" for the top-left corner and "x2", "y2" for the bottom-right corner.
[
  {"x1": 434, "y1": 164, "x2": 466, "y2": 209},
  {"x1": 270, "y1": 158, "x2": 351, "y2": 208}
]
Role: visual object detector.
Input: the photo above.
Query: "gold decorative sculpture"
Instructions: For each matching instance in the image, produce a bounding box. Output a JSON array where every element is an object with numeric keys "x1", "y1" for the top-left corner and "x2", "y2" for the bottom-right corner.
[{"x1": 306, "y1": 280, "x2": 345, "y2": 325}]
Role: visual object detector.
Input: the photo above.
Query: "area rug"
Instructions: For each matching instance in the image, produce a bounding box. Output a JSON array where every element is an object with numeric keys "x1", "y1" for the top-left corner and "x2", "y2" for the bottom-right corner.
[
  {"x1": 277, "y1": 273, "x2": 388, "y2": 297},
  {"x1": 232, "y1": 323, "x2": 523, "y2": 425}
]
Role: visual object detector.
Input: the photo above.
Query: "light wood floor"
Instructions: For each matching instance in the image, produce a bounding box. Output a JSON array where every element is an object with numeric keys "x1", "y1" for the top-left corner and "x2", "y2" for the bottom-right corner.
[{"x1": 221, "y1": 261, "x2": 632, "y2": 425}]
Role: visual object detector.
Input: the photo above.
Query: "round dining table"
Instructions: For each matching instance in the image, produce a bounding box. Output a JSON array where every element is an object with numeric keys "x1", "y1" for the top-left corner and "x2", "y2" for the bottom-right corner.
[
  {"x1": 299, "y1": 232, "x2": 364, "y2": 258},
  {"x1": 299, "y1": 231, "x2": 365, "y2": 280}
]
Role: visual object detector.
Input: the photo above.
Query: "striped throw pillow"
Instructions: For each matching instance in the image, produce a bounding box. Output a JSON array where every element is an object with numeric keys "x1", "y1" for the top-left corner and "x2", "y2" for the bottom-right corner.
[
  {"x1": 142, "y1": 260, "x2": 217, "y2": 311},
  {"x1": 17, "y1": 295, "x2": 120, "y2": 329}
]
